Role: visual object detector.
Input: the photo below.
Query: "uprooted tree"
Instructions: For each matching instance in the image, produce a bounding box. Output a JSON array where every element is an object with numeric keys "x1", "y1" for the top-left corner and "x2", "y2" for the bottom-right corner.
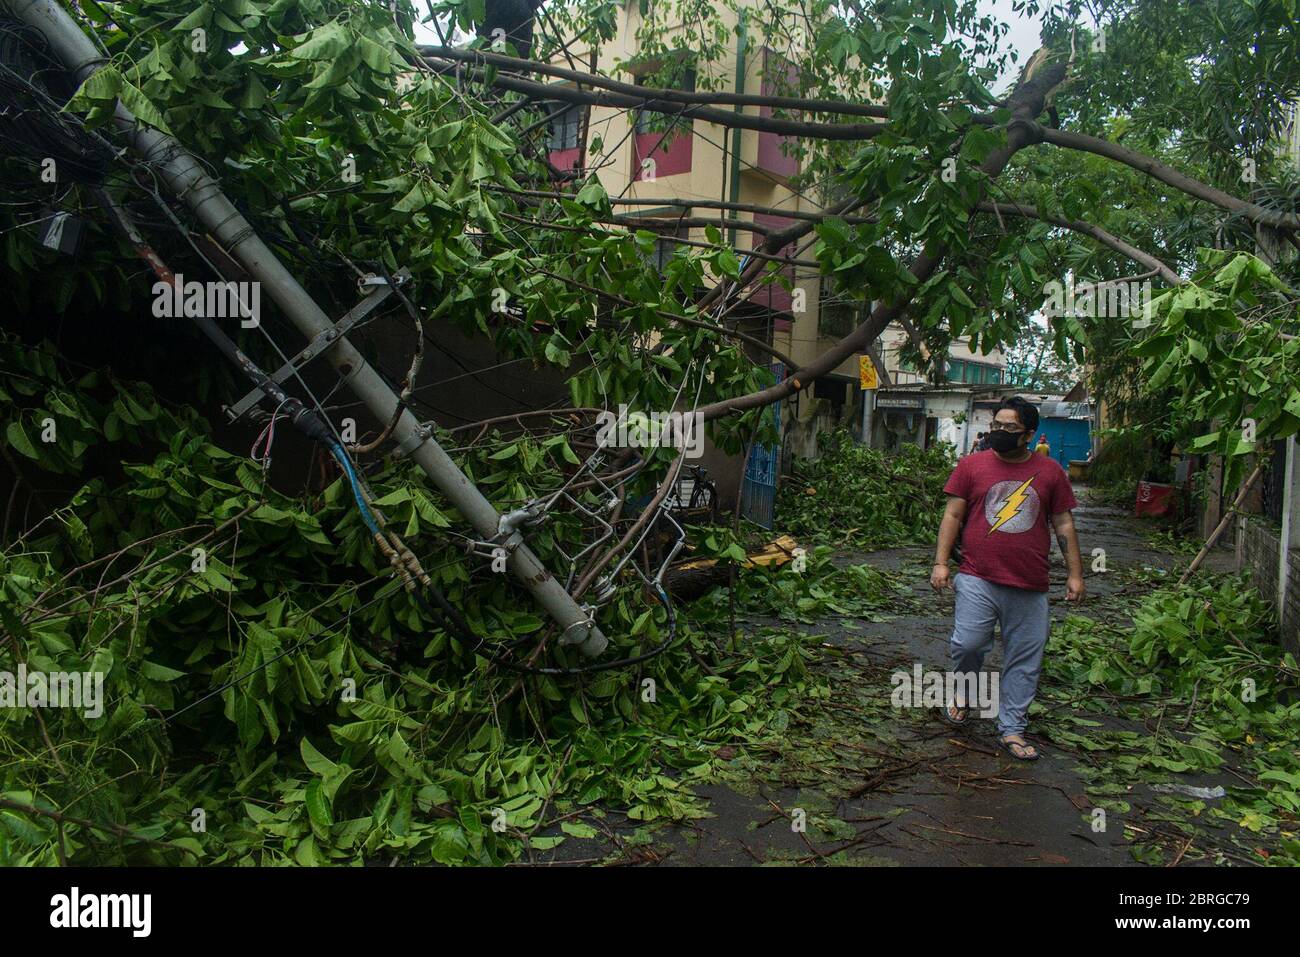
[{"x1": 0, "y1": 0, "x2": 1298, "y2": 863}]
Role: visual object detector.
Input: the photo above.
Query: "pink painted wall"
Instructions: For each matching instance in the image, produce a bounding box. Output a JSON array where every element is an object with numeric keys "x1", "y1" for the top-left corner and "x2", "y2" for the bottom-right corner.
[
  {"x1": 634, "y1": 127, "x2": 693, "y2": 181},
  {"x1": 757, "y1": 49, "x2": 799, "y2": 179},
  {"x1": 548, "y1": 147, "x2": 581, "y2": 176}
]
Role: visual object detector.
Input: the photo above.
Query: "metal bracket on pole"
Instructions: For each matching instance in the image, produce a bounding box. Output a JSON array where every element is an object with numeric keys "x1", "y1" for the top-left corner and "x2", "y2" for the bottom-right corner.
[
  {"x1": 463, "y1": 502, "x2": 547, "y2": 569},
  {"x1": 394, "y1": 424, "x2": 432, "y2": 458},
  {"x1": 224, "y1": 269, "x2": 409, "y2": 422}
]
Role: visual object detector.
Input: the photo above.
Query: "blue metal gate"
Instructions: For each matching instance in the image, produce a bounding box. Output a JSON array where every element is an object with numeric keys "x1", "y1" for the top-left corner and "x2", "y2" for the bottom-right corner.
[
  {"x1": 740, "y1": 363, "x2": 783, "y2": 528},
  {"x1": 1039, "y1": 417, "x2": 1090, "y2": 470}
]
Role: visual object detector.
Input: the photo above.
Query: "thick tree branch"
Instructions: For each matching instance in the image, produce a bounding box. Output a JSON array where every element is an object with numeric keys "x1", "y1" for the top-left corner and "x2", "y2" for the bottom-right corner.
[
  {"x1": 696, "y1": 54, "x2": 1073, "y2": 422},
  {"x1": 610, "y1": 213, "x2": 773, "y2": 235},
  {"x1": 420, "y1": 45, "x2": 892, "y2": 120},
  {"x1": 439, "y1": 47, "x2": 1298, "y2": 231},
  {"x1": 421, "y1": 57, "x2": 888, "y2": 140},
  {"x1": 975, "y1": 200, "x2": 1184, "y2": 285},
  {"x1": 493, "y1": 186, "x2": 876, "y2": 226},
  {"x1": 1035, "y1": 127, "x2": 1300, "y2": 232}
]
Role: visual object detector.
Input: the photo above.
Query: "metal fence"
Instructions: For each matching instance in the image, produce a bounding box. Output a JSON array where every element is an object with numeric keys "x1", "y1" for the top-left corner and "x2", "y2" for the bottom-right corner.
[{"x1": 1262, "y1": 438, "x2": 1287, "y2": 524}]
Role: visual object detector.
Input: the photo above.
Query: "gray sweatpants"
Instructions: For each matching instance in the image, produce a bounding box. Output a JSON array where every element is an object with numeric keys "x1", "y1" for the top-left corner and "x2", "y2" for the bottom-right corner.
[{"x1": 949, "y1": 572, "x2": 1050, "y2": 737}]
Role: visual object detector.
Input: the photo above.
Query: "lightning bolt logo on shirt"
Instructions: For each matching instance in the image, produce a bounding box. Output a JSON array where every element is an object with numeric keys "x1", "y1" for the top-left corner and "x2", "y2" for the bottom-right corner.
[{"x1": 986, "y1": 477, "x2": 1037, "y2": 535}]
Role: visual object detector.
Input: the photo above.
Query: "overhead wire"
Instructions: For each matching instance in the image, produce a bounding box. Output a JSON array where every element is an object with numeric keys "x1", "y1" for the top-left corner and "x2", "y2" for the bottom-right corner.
[{"x1": 7, "y1": 19, "x2": 724, "y2": 680}]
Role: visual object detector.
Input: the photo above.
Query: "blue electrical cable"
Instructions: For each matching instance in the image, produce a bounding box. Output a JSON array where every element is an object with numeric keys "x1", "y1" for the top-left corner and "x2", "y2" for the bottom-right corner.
[{"x1": 329, "y1": 441, "x2": 383, "y2": 537}]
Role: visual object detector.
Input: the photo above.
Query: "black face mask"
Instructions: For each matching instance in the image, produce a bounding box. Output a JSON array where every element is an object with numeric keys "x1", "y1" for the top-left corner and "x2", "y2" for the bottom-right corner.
[{"x1": 987, "y1": 429, "x2": 1024, "y2": 454}]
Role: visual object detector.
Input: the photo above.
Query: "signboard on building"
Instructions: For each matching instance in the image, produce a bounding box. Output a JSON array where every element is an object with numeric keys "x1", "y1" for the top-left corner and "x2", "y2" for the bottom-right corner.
[
  {"x1": 858, "y1": 355, "x2": 878, "y2": 390},
  {"x1": 875, "y1": 394, "x2": 925, "y2": 410}
]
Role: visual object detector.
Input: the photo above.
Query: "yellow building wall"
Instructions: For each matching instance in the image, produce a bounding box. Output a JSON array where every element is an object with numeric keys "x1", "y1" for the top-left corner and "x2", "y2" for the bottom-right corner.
[{"x1": 549, "y1": 2, "x2": 1001, "y2": 421}]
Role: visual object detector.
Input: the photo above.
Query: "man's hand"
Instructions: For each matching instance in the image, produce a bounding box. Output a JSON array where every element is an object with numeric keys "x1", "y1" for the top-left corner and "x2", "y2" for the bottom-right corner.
[
  {"x1": 1052, "y1": 510, "x2": 1086, "y2": 603},
  {"x1": 932, "y1": 496, "x2": 966, "y2": 594}
]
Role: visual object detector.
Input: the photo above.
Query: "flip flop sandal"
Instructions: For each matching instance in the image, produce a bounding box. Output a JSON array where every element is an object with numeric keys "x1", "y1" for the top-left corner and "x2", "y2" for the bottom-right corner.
[
  {"x1": 944, "y1": 700, "x2": 969, "y2": 725},
  {"x1": 1000, "y1": 736, "x2": 1040, "y2": 761}
]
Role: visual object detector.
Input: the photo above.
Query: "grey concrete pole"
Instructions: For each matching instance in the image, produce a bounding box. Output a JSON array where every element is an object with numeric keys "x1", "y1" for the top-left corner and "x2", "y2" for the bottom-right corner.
[{"x1": 11, "y1": 0, "x2": 607, "y2": 654}]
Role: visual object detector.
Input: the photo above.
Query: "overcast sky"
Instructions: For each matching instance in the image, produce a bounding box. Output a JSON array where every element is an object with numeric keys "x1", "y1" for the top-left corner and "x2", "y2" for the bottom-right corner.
[
  {"x1": 983, "y1": 0, "x2": 1050, "y2": 67},
  {"x1": 985, "y1": 0, "x2": 1089, "y2": 96}
]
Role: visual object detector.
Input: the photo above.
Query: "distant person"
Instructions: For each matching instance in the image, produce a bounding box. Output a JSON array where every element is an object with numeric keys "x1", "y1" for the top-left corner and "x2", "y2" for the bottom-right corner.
[
  {"x1": 1034, "y1": 434, "x2": 1051, "y2": 457},
  {"x1": 974, "y1": 432, "x2": 990, "y2": 452},
  {"x1": 931, "y1": 396, "x2": 1085, "y2": 760}
]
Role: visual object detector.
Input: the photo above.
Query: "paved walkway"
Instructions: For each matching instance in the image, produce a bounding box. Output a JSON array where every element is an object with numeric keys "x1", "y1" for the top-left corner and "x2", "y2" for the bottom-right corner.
[
  {"x1": 644, "y1": 489, "x2": 1249, "y2": 866},
  {"x1": 530, "y1": 488, "x2": 1254, "y2": 866}
]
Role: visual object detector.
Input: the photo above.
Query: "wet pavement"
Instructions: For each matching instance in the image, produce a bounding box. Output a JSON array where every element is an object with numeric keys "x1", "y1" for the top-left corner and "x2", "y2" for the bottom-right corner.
[{"x1": 530, "y1": 489, "x2": 1254, "y2": 867}]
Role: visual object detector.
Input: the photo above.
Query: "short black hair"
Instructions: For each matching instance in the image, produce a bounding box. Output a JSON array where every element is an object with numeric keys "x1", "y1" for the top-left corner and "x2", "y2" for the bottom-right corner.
[{"x1": 997, "y1": 395, "x2": 1039, "y2": 434}]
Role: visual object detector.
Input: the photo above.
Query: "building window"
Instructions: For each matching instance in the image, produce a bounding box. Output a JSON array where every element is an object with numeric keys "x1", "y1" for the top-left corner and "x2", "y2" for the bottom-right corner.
[
  {"x1": 546, "y1": 104, "x2": 583, "y2": 151},
  {"x1": 640, "y1": 221, "x2": 688, "y2": 272},
  {"x1": 813, "y1": 377, "x2": 847, "y2": 418},
  {"x1": 652, "y1": 235, "x2": 676, "y2": 271},
  {"x1": 818, "y1": 278, "x2": 866, "y2": 338},
  {"x1": 946, "y1": 358, "x2": 1004, "y2": 384},
  {"x1": 635, "y1": 67, "x2": 696, "y2": 136}
]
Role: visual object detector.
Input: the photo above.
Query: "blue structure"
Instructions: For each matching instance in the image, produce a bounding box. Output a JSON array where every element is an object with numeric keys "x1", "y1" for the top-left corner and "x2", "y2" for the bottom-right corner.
[
  {"x1": 740, "y1": 363, "x2": 784, "y2": 528},
  {"x1": 1036, "y1": 400, "x2": 1092, "y2": 470}
]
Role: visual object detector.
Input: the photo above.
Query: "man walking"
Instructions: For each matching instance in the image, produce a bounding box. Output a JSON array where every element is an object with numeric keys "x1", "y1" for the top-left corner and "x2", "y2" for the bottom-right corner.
[{"x1": 930, "y1": 396, "x2": 1084, "y2": 760}]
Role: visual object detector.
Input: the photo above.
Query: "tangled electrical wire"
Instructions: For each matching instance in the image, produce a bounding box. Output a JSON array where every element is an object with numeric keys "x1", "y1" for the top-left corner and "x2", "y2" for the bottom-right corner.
[
  {"x1": 0, "y1": 17, "x2": 110, "y2": 191},
  {"x1": 2, "y1": 22, "x2": 730, "y2": 683},
  {"x1": 402, "y1": 363, "x2": 707, "y2": 676}
]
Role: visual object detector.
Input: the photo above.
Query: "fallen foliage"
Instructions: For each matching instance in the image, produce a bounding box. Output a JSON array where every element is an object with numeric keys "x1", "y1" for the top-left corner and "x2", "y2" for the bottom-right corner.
[{"x1": 776, "y1": 430, "x2": 954, "y2": 549}]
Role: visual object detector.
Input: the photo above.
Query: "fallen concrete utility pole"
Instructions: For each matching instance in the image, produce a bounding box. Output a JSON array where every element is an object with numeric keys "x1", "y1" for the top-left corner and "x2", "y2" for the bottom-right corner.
[{"x1": 10, "y1": 0, "x2": 608, "y2": 656}]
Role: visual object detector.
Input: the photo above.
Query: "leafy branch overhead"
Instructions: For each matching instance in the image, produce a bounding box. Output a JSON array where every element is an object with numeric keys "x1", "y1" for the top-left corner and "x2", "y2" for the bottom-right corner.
[{"x1": 41, "y1": 0, "x2": 1300, "y2": 446}]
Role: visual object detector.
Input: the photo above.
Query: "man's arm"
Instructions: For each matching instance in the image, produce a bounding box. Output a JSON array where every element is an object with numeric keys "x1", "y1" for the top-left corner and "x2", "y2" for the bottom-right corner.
[
  {"x1": 931, "y1": 495, "x2": 967, "y2": 591},
  {"x1": 1051, "y1": 509, "x2": 1085, "y2": 601}
]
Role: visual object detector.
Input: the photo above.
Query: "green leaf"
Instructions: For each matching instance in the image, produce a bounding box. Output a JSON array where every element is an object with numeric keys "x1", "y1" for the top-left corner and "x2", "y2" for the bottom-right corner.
[
  {"x1": 305, "y1": 778, "x2": 334, "y2": 832},
  {"x1": 559, "y1": 820, "x2": 598, "y2": 839},
  {"x1": 71, "y1": 66, "x2": 122, "y2": 105},
  {"x1": 5, "y1": 421, "x2": 38, "y2": 460},
  {"x1": 140, "y1": 661, "x2": 185, "y2": 682},
  {"x1": 301, "y1": 737, "x2": 338, "y2": 776},
  {"x1": 290, "y1": 21, "x2": 350, "y2": 61},
  {"x1": 117, "y1": 79, "x2": 172, "y2": 134},
  {"x1": 576, "y1": 181, "x2": 607, "y2": 206},
  {"x1": 714, "y1": 248, "x2": 740, "y2": 279}
]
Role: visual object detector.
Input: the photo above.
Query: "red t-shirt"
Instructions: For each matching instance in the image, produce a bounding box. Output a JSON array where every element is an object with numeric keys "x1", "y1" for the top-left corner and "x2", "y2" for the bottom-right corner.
[{"x1": 943, "y1": 450, "x2": 1078, "y2": 592}]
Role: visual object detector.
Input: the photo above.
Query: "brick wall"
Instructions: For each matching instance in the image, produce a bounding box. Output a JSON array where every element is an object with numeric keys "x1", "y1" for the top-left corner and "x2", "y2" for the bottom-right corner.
[{"x1": 1237, "y1": 516, "x2": 1300, "y2": 653}]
